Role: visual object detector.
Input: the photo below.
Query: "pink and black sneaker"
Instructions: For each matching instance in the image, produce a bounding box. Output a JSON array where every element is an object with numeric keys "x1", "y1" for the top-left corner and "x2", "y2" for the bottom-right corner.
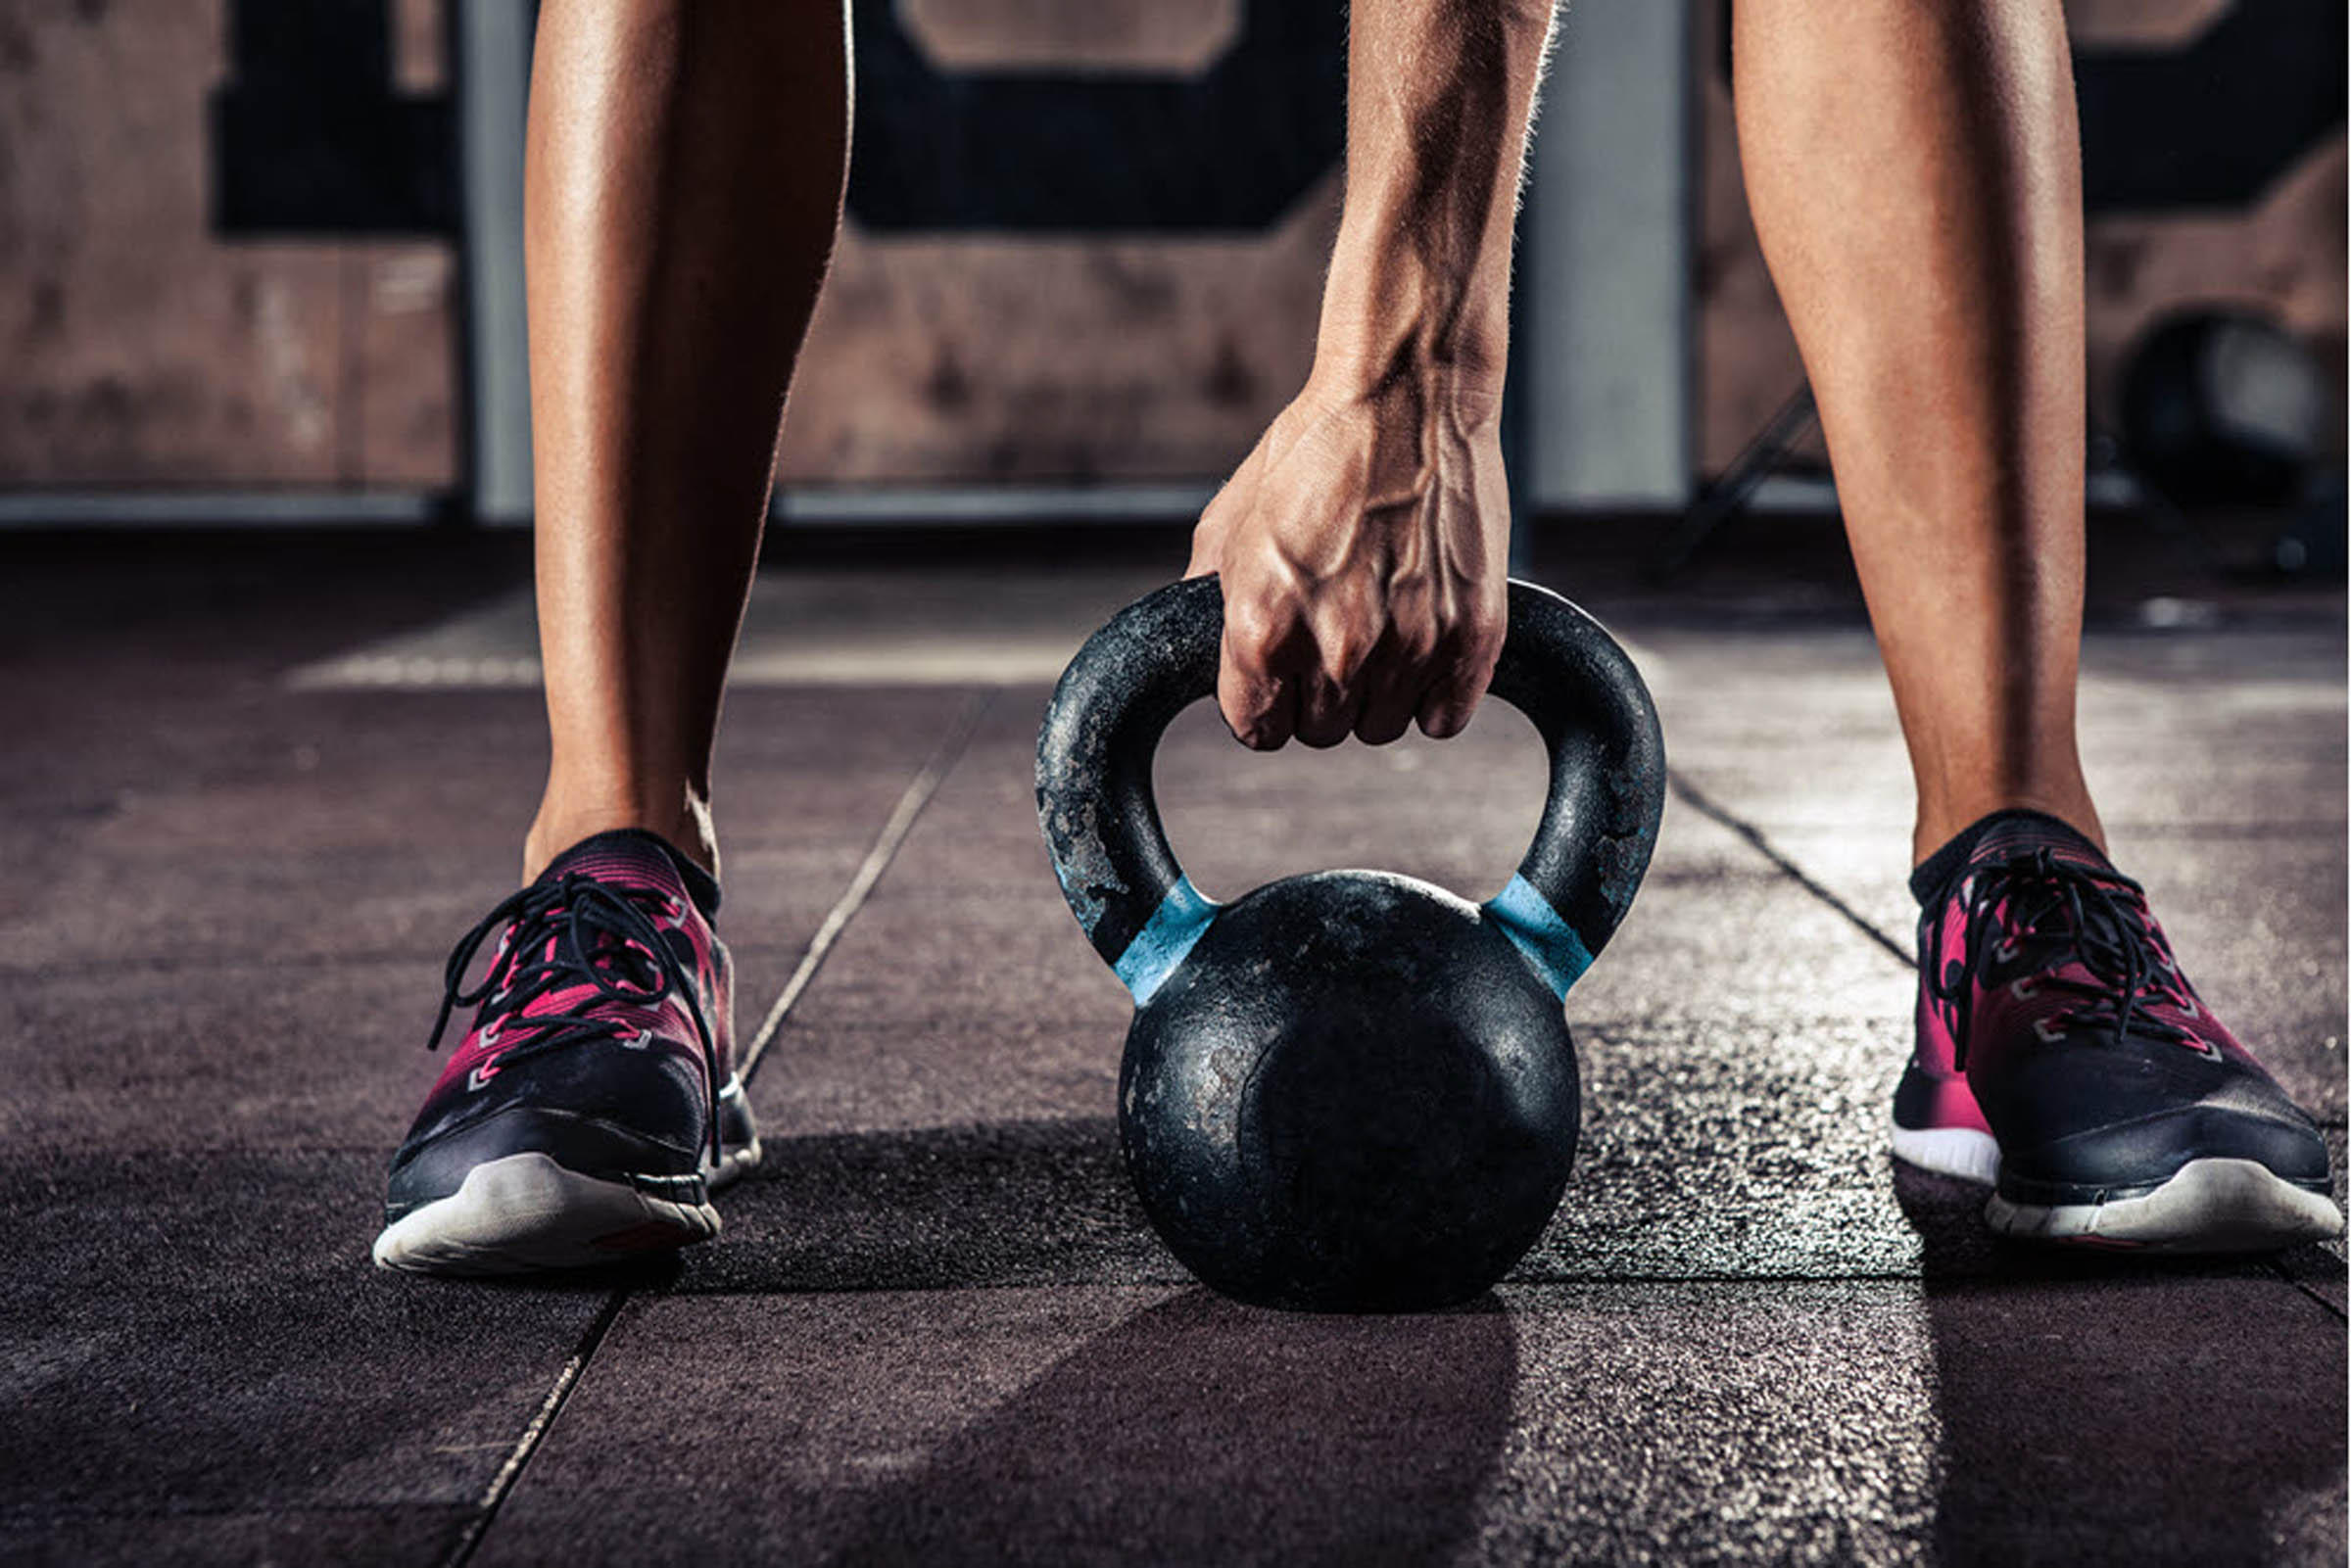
[
  {"x1": 1894, "y1": 810, "x2": 2340, "y2": 1251},
  {"x1": 373, "y1": 829, "x2": 761, "y2": 1275}
]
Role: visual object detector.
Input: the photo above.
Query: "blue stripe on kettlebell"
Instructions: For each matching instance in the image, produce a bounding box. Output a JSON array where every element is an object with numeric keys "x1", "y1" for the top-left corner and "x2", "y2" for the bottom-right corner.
[
  {"x1": 1112, "y1": 877, "x2": 1218, "y2": 1005},
  {"x1": 1483, "y1": 874, "x2": 1596, "y2": 1000}
]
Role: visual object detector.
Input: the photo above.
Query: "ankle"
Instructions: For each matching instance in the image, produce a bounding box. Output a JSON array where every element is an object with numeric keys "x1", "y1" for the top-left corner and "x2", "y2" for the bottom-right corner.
[{"x1": 524, "y1": 787, "x2": 719, "y2": 884}]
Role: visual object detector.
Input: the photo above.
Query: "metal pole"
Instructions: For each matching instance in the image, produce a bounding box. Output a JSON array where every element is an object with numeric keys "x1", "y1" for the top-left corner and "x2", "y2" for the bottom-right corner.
[
  {"x1": 1520, "y1": 0, "x2": 1695, "y2": 512},
  {"x1": 454, "y1": 0, "x2": 536, "y2": 526}
]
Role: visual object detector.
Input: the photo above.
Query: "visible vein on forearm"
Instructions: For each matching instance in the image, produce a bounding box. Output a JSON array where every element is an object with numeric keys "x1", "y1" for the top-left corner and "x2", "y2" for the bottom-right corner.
[{"x1": 1325, "y1": 0, "x2": 1557, "y2": 392}]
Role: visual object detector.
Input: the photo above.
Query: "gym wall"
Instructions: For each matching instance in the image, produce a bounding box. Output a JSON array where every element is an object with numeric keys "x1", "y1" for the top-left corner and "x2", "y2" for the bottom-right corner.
[
  {"x1": 775, "y1": 0, "x2": 1342, "y2": 485},
  {"x1": 0, "y1": 0, "x2": 2340, "y2": 498},
  {"x1": 0, "y1": 0, "x2": 458, "y2": 487}
]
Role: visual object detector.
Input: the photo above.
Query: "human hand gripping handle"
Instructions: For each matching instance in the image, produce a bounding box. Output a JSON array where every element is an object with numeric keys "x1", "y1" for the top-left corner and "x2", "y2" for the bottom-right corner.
[
  {"x1": 1035, "y1": 577, "x2": 1666, "y2": 1005},
  {"x1": 1186, "y1": 0, "x2": 1558, "y2": 749},
  {"x1": 1184, "y1": 375, "x2": 1511, "y2": 748}
]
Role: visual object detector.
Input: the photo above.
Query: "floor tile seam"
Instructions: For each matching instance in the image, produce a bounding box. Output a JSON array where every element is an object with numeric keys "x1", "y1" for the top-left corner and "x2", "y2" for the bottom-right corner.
[
  {"x1": 740, "y1": 690, "x2": 995, "y2": 1085},
  {"x1": 1667, "y1": 770, "x2": 1916, "y2": 971},
  {"x1": 432, "y1": 1287, "x2": 627, "y2": 1568},
  {"x1": 2276, "y1": 1270, "x2": 2350, "y2": 1324}
]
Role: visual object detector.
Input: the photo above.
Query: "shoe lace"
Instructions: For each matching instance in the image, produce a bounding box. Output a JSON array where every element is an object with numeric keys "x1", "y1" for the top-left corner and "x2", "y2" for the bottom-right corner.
[
  {"x1": 427, "y1": 874, "x2": 721, "y2": 1162},
  {"x1": 1924, "y1": 847, "x2": 2199, "y2": 1070}
]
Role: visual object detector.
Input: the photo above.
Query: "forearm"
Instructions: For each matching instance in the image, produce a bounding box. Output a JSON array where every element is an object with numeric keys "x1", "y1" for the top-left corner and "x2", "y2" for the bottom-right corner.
[{"x1": 1313, "y1": 0, "x2": 1557, "y2": 423}]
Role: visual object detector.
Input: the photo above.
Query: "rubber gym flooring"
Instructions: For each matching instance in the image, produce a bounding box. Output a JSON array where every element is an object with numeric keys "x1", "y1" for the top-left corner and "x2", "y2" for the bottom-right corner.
[{"x1": 3, "y1": 522, "x2": 2344, "y2": 1565}]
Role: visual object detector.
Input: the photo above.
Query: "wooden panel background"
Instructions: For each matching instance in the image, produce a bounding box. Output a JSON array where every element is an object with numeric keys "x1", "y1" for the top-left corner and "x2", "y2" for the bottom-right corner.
[
  {"x1": 780, "y1": 0, "x2": 1335, "y2": 486},
  {"x1": 0, "y1": 0, "x2": 456, "y2": 487},
  {"x1": 0, "y1": 0, "x2": 2337, "y2": 492}
]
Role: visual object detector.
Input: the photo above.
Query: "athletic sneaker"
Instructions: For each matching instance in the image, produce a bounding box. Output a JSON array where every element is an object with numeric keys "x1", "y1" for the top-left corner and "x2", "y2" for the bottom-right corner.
[
  {"x1": 1893, "y1": 809, "x2": 2340, "y2": 1252},
  {"x1": 373, "y1": 829, "x2": 761, "y2": 1274}
]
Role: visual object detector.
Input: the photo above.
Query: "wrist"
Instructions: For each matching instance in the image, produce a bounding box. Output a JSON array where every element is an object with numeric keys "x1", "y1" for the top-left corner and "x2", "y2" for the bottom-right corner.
[
  {"x1": 1304, "y1": 331, "x2": 1508, "y2": 437},
  {"x1": 1310, "y1": 244, "x2": 1511, "y2": 428}
]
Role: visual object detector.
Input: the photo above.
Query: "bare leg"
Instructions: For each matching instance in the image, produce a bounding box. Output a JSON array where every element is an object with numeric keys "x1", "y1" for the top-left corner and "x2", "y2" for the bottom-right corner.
[
  {"x1": 1732, "y1": 0, "x2": 2101, "y2": 865},
  {"x1": 521, "y1": 0, "x2": 849, "y2": 882}
]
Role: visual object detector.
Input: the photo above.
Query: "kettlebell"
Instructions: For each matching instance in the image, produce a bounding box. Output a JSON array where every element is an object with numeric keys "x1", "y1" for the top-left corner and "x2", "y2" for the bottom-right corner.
[{"x1": 1036, "y1": 576, "x2": 1665, "y2": 1311}]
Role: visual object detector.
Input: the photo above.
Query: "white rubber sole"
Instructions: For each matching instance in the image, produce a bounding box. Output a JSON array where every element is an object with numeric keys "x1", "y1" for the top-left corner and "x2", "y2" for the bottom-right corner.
[
  {"x1": 1985, "y1": 1157, "x2": 2347, "y2": 1254},
  {"x1": 373, "y1": 1152, "x2": 723, "y2": 1276},
  {"x1": 1890, "y1": 1122, "x2": 2001, "y2": 1186}
]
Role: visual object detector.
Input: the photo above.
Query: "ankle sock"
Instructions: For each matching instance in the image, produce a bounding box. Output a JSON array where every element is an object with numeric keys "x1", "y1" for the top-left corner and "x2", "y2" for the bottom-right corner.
[{"x1": 1908, "y1": 809, "x2": 2103, "y2": 908}]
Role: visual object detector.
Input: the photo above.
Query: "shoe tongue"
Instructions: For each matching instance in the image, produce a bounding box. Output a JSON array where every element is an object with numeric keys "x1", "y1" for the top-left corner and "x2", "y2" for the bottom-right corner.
[{"x1": 538, "y1": 829, "x2": 695, "y2": 907}]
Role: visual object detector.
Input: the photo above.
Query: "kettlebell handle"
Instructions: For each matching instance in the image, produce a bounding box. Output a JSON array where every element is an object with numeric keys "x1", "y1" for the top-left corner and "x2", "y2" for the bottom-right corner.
[{"x1": 1036, "y1": 575, "x2": 1666, "y2": 1004}]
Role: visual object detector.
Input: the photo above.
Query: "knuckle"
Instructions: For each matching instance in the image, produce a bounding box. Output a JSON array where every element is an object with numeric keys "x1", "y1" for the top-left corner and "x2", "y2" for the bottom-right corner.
[
  {"x1": 1449, "y1": 615, "x2": 1504, "y2": 677},
  {"x1": 1223, "y1": 594, "x2": 1289, "y2": 662},
  {"x1": 1228, "y1": 700, "x2": 1283, "y2": 750},
  {"x1": 1392, "y1": 618, "x2": 1442, "y2": 669},
  {"x1": 1319, "y1": 629, "x2": 1372, "y2": 684},
  {"x1": 1220, "y1": 660, "x2": 1273, "y2": 713},
  {"x1": 1314, "y1": 599, "x2": 1385, "y2": 682},
  {"x1": 1470, "y1": 599, "x2": 1509, "y2": 658}
]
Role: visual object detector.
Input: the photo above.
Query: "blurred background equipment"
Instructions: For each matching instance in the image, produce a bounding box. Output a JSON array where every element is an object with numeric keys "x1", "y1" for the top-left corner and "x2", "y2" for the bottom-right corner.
[
  {"x1": 0, "y1": 0, "x2": 2340, "y2": 537},
  {"x1": 2273, "y1": 472, "x2": 2348, "y2": 576},
  {"x1": 2120, "y1": 308, "x2": 2328, "y2": 512}
]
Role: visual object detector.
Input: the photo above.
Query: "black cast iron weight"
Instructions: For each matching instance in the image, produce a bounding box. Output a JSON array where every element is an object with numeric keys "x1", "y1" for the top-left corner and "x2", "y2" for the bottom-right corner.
[{"x1": 1037, "y1": 576, "x2": 1667, "y2": 1311}]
